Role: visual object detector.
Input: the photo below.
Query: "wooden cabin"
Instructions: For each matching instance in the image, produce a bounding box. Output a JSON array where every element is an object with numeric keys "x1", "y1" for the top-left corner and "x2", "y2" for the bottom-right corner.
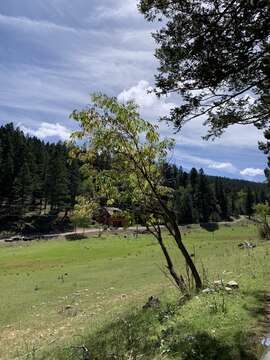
[{"x1": 95, "y1": 207, "x2": 126, "y2": 227}]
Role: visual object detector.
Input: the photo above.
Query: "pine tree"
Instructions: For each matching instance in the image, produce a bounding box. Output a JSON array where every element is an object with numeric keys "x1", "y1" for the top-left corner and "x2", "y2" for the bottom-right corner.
[
  {"x1": 215, "y1": 179, "x2": 229, "y2": 220},
  {"x1": 69, "y1": 159, "x2": 81, "y2": 208},
  {"x1": 29, "y1": 138, "x2": 47, "y2": 212},
  {"x1": 177, "y1": 187, "x2": 194, "y2": 224},
  {"x1": 0, "y1": 126, "x2": 15, "y2": 206},
  {"x1": 245, "y1": 187, "x2": 255, "y2": 219},
  {"x1": 189, "y1": 168, "x2": 198, "y2": 191},
  {"x1": 45, "y1": 145, "x2": 70, "y2": 213},
  {"x1": 193, "y1": 169, "x2": 217, "y2": 223},
  {"x1": 12, "y1": 162, "x2": 33, "y2": 215}
]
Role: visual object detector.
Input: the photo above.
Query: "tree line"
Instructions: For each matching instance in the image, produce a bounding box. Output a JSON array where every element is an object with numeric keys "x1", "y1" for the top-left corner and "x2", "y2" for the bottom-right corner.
[
  {"x1": 162, "y1": 164, "x2": 268, "y2": 224},
  {"x1": 0, "y1": 123, "x2": 80, "y2": 231},
  {"x1": 0, "y1": 122, "x2": 267, "y2": 232}
]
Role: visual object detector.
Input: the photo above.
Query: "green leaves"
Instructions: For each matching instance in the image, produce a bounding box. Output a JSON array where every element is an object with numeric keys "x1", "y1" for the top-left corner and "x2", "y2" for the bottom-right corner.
[
  {"x1": 70, "y1": 196, "x2": 97, "y2": 229},
  {"x1": 70, "y1": 94, "x2": 175, "y2": 222},
  {"x1": 139, "y1": 0, "x2": 270, "y2": 137},
  {"x1": 70, "y1": 94, "x2": 203, "y2": 290}
]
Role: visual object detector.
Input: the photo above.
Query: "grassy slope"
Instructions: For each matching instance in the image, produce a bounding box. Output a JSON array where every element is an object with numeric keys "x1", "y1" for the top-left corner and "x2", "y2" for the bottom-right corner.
[{"x1": 0, "y1": 223, "x2": 269, "y2": 359}]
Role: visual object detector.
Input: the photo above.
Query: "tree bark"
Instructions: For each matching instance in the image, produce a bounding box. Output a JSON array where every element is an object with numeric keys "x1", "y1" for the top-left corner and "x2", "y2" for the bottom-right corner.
[
  {"x1": 172, "y1": 221, "x2": 202, "y2": 290},
  {"x1": 146, "y1": 223, "x2": 186, "y2": 291},
  {"x1": 156, "y1": 231, "x2": 186, "y2": 292}
]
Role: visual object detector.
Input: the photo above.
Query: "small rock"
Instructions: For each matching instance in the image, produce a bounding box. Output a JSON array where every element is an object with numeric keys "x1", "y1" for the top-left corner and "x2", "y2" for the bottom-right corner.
[
  {"x1": 202, "y1": 288, "x2": 214, "y2": 294},
  {"x1": 65, "y1": 305, "x2": 72, "y2": 310},
  {"x1": 238, "y1": 241, "x2": 256, "y2": 249},
  {"x1": 226, "y1": 280, "x2": 239, "y2": 289},
  {"x1": 225, "y1": 287, "x2": 233, "y2": 292}
]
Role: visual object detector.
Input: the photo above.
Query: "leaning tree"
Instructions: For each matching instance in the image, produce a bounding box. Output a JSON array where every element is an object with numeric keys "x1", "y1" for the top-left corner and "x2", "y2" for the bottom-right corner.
[
  {"x1": 139, "y1": 0, "x2": 270, "y2": 138},
  {"x1": 70, "y1": 94, "x2": 202, "y2": 291}
]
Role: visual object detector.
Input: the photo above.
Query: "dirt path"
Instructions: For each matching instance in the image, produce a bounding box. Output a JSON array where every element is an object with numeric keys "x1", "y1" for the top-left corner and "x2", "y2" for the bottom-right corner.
[
  {"x1": 0, "y1": 216, "x2": 248, "y2": 244},
  {"x1": 0, "y1": 225, "x2": 148, "y2": 243}
]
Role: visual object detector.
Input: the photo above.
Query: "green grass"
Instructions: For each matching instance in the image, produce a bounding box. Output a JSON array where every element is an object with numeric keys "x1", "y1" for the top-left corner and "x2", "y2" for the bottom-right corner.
[{"x1": 0, "y1": 222, "x2": 269, "y2": 359}]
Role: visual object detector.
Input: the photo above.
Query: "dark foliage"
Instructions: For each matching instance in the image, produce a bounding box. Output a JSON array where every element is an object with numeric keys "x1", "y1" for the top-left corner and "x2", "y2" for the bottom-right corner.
[
  {"x1": 0, "y1": 123, "x2": 267, "y2": 232},
  {"x1": 0, "y1": 123, "x2": 81, "y2": 232},
  {"x1": 162, "y1": 163, "x2": 268, "y2": 224},
  {"x1": 139, "y1": 0, "x2": 270, "y2": 138}
]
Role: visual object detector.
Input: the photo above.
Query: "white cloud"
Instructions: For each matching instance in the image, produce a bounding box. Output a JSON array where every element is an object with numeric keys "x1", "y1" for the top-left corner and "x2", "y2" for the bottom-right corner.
[
  {"x1": 173, "y1": 117, "x2": 264, "y2": 149},
  {"x1": 0, "y1": 13, "x2": 77, "y2": 34},
  {"x1": 240, "y1": 168, "x2": 264, "y2": 177},
  {"x1": 208, "y1": 162, "x2": 236, "y2": 171},
  {"x1": 173, "y1": 152, "x2": 238, "y2": 174},
  {"x1": 0, "y1": 2, "x2": 266, "y2": 180},
  {"x1": 20, "y1": 122, "x2": 71, "y2": 141},
  {"x1": 214, "y1": 124, "x2": 264, "y2": 148},
  {"x1": 95, "y1": 0, "x2": 138, "y2": 20},
  {"x1": 117, "y1": 80, "x2": 176, "y2": 118},
  {"x1": 117, "y1": 81, "x2": 265, "y2": 149},
  {"x1": 0, "y1": 64, "x2": 90, "y2": 116}
]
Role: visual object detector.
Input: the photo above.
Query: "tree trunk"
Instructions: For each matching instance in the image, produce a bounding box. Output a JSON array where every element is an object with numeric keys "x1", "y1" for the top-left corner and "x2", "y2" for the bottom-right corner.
[
  {"x1": 172, "y1": 221, "x2": 202, "y2": 290},
  {"x1": 156, "y1": 231, "x2": 186, "y2": 292}
]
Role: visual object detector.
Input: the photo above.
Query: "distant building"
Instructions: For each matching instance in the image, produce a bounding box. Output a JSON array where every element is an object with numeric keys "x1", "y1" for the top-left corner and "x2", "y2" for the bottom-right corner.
[{"x1": 95, "y1": 207, "x2": 127, "y2": 227}]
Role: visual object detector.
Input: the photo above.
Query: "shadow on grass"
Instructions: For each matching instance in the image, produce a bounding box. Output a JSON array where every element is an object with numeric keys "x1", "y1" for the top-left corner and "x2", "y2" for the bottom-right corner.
[
  {"x1": 65, "y1": 233, "x2": 88, "y2": 241},
  {"x1": 39, "y1": 301, "x2": 259, "y2": 360},
  {"x1": 169, "y1": 331, "x2": 257, "y2": 360},
  {"x1": 241, "y1": 289, "x2": 266, "y2": 318},
  {"x1": 200, "y1": 222, "x2": 219, "y2": 233}
]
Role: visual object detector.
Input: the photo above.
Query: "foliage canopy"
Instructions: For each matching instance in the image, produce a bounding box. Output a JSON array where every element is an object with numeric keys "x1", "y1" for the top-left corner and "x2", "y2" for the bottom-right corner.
[
  {"x1": 139, "y1": 0, "x2": 270, "y2": 138},
  {"x1": 71, "y1": 94, "x2": 202, "y2": 290}
]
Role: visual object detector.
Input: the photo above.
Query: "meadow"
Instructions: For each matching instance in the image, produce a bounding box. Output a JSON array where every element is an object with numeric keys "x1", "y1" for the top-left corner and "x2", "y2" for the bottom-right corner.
[{"x1": 0, "y1": 222, "x2": 269, "y2": 359}]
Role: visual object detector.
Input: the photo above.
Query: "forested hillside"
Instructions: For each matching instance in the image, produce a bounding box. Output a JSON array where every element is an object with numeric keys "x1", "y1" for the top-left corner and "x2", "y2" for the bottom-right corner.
[
  {"x1": 0, "y1": 123, "x2": 81, "y2": 232},
  {"x1": 0, "y1": 123, "x2": 268, "y2": 232},
  {"x1": 162, "y1": 164, "x2": 268, "y2": 224}
]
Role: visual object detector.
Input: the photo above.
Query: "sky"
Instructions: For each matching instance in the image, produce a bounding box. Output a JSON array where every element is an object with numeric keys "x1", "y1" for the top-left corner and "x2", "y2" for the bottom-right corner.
[{"x1": 0, "y1": 0, "x2": 267, "y2": 181}]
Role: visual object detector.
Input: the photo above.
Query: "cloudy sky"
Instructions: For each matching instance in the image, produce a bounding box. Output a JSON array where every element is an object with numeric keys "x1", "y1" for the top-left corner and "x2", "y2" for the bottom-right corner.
[{"x1": 0, "y1": 0, "x2": 267, "y2": 181}]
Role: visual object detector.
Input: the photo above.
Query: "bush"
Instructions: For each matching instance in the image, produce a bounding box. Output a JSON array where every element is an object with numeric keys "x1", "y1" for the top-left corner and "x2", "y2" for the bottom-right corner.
[
  {"x1": 258, "y1": 224, "x2": 270, "y2": 240},
  {"x1": 253, "y1": 203, "x2": 270, "y2": 240}
]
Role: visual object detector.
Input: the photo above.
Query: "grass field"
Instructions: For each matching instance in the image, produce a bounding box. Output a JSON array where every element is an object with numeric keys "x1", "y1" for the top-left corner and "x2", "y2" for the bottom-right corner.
[{"x1": 0, "y1": 222, "x2": 269, "y2": 359}]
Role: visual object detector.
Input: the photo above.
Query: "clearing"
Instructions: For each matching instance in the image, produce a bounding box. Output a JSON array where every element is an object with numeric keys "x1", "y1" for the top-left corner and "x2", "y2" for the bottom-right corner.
[{"x1": 0, "y1": 222, "x2": 269, "y2": 359}]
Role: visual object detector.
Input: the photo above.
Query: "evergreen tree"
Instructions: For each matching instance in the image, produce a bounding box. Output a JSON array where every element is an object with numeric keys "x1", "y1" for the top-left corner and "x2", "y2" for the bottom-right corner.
[
  {"x1": 193, "y1": 169, "x2": 216, "y2": 223},
  {"x1": 69, "y1": 159, "x2": 81, "y2": 208},
  {"x1": 0, "y1": 125, "x2": 15, "y2": 207},
  {"x1": 215, "y1": 179, "x2": 229, "y2": 220},
  {"x1": 231, "y1": 191, "x2": 238, "y2": 217},
  {"x1": 30, "y1": 138, "x2": 48, "y2": 212},
  {"x1": 45, "y1": 145, "x2": 70, "y2": 212},
  {"x1": 0, "y1": 122, "x2": 268, "y2": 230},
  {"x1": 189, "y1": 168, "x2": 198, "y2": 191},
  {"x1": 177, "y1": 187, "x2": 194, "y2": 224},
  {"x1": 12, "y1": 162, "x2": 33, "y2": 215},
  {"x1": 245, "y1": 187, "x2": 255, "y2": 218}
]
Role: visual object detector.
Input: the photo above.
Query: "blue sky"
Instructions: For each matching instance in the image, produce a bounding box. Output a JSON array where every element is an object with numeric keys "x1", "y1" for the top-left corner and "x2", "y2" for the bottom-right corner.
[{"x1": 0, "y1": 0, "x2": 267, "y2": 181}]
